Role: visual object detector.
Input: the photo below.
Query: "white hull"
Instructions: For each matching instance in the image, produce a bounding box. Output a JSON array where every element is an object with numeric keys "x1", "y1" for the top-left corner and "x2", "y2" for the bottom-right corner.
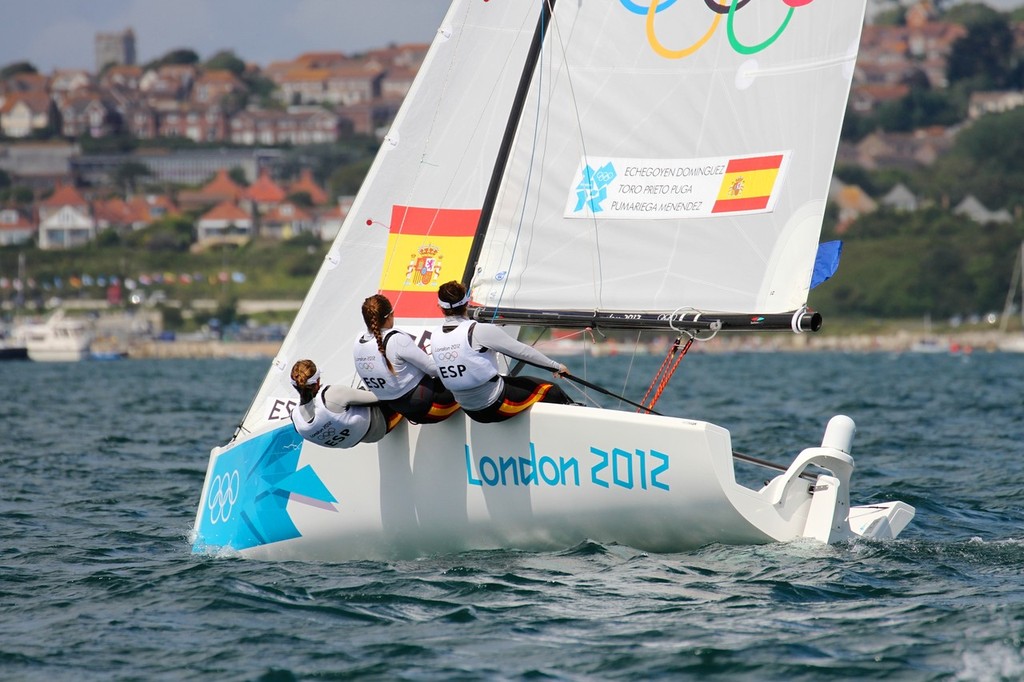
[
  {"x1": 26, "y1": 346, "x2": 91, "y2": 362},
  {"x1": 15, "y1": 311, "x2": 93, "y2": 362},
  {"x1": 192, "y1": 405, "x2": 913, "y2": 561}
]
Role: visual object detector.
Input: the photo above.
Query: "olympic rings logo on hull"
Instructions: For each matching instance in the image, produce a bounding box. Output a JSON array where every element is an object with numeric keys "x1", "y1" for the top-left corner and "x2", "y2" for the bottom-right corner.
[
  {"x1": 620, "y1": 0, "x2": 815, "y2": 59},
  {"x1": 207, "y1": 469, "x2": 240, "y2": 524}
]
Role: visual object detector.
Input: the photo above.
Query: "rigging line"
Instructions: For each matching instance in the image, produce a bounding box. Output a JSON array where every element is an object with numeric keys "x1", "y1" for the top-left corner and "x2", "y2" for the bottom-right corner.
[
  {"x1": 491, "y1": 1, "x2": 550, "y2": 321},
  {"x1": 461, "y1": 0, "x2": 557, "y2": 288},
  {"x1": 515, "y1": 357, "x2": 661, "y2": 415},
  {"x1": 549, "y1": 2, "x2": 605, "y2": 307}
]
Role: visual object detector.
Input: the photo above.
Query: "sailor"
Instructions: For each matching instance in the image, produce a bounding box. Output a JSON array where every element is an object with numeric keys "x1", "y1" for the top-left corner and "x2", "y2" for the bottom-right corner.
[
  {"x1": 430, "y1": 280, "x2": 573, "y2": 423},
  {"x1": 354, "y1": 294, "x2": 460, "y2": 424},
  {"x1": 289, "y1": 359, "x2": 402, "y2": 448}
]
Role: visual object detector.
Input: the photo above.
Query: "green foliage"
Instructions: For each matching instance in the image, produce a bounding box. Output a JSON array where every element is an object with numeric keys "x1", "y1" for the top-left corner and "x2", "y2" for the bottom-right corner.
[
  {"x1": 286, "y1": 191, "x2": 313, "y2": 208},
  {"x1": 124, "y1": 216, "x2": 195, "y2": 252},
  {"x1": 0, "y1": 61, "x2": 37, "y2": 78},
  {"x1": 928, "y1": 108, "x2": 1024, "y2": 209},
  {"x1": 946, "y1": 12, "x2": 1015, "y2": 89},
  {"x1": 227, "y1": 167, "x2": 249, "y2": 187},
  {"x1": 143, "y1": 48, "x2": 200, "y2": 72},
  {"x1": 873, "y1": 86, "x2": 965, "y2": 132},
  {"x1": 811, "y1": 207, "x2": 1024, "y2": 318},
  {"x1": 203, "y1": 50, "x2": 246, "y2": 76}
]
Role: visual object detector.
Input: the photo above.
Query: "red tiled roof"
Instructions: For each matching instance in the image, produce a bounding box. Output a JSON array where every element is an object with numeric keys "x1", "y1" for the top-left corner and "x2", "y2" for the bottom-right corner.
[
  {"x1": 200, "y1": 168, "x2": 246, "y2": 201},
  {"x1": 246, "y1": 169, "x2": 287, "y2": 203},
  {"x1": 200, "y1": 201, "x2": 251, "y2": 222},
  {"x1": 41, "y1": 182, "x2": 88, "y2": 207},
  {"x1": 263, "y1": 202, "x2": 312, "y2": 222},
  {"x1": 288, "y1": 169, "x2": 328, "y2": 205}
]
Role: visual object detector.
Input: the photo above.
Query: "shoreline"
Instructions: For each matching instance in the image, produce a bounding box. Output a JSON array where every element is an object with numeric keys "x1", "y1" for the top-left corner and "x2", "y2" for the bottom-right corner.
[{"x1": 102, "y1": 328, "x2": 1022, "y2": 360}]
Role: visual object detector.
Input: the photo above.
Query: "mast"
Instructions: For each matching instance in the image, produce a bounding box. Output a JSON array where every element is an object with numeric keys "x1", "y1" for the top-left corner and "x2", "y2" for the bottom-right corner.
[{"x1": 461, "y1": 0, "x2": 556, "y2": 286}]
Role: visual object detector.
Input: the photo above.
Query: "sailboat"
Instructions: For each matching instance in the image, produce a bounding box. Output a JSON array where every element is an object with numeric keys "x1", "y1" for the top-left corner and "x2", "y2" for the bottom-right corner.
[
  {"x1": 999, "y1": 242, "x2": 1024, "y2": 352},
  {"x1": 192, "y1": 0, "x2": 914, "y2": 561}
]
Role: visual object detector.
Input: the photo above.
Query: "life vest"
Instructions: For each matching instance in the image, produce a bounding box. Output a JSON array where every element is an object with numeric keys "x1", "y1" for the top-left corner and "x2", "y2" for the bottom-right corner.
[
  {"x1": 291, "y1": 386, "x2": 371, "y2": 449},
  {"x1": 430, "y1": 320, "x2": 499, "y2": 392},
  {"x1": 353, "y1": 330, "x2": 421, "y2": 400}
]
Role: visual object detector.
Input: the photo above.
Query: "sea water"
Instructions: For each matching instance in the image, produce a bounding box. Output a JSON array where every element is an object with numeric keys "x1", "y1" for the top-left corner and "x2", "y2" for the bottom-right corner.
[{"x1": 1, "y1": 351, "x2": 1022, "y2": 681}]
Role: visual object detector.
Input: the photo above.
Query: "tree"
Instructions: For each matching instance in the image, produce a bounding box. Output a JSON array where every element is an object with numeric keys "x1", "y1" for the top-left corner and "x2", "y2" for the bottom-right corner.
[
  {"x1": 143, "y1": 48, "x2": 200, "y2": 71},
  {"x1": 112, "y1": 161, "x2": 153, "y2": 195},
  {"x1": 946, "y1": 13, "x2": 1015, "y2": 90},
  {"x1": 0, "y1": 61, "x2": 37, "y2": 79},
  {"x1": 203, "y1": 50, "x2": 246, "y2": 77}
]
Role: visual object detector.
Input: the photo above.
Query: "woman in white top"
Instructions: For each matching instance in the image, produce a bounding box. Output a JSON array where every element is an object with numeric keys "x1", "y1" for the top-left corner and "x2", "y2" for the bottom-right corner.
[
  {"x1": 430, "y1": 280, "x2": 572, "y2": 423},
  {"x1": 289, "y1": 359, "x2": 402, "y2": 448},
  {"x1": 354, "y1": 294, "x2": 460, "y2": 424}
]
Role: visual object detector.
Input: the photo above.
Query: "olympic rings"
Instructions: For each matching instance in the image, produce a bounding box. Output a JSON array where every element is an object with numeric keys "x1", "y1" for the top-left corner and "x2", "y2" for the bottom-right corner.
[
  {"x1": 618, "y1": 0, "x2": 813, "y2": 60},
  {"x1": 435, "y1": 349, "x2": 460, "y2": 361},
  {"x1": 207, "y1": 469, "x2": 240, "y2": 524}
]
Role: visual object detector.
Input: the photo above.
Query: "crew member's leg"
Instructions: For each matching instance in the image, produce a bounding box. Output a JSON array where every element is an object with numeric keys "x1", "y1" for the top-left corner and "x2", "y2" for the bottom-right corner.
[
  {"x1": 388, "y1": 376, "x2": 460, "y2": 424},
  {"x1": 464, "y1": 375, "x2": 571, "y2": 423}
]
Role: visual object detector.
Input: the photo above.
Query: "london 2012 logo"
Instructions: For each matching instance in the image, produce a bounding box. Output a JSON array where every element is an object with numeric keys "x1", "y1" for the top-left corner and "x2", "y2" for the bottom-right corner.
[
  {"x1": 207, "y1": 470, "x2": 240, "y2": 524},
  {"x1": 620, "y1": 0, "x2": 814, "y2": 59},
  {"x1": 574, "y1": 162, "x2": 617, "y2": 213}
]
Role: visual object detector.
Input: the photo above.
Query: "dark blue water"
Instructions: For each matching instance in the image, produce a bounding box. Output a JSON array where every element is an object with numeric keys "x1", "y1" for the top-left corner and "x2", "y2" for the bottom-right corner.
[{"x1": 2, "y1": 351, "x2": 1022, "y2": 681}]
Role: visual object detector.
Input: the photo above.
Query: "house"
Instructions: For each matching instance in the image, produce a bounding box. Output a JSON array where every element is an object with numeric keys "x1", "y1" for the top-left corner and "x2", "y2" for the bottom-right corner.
[
  {"x1": 176, "y1": 168, "x2": 247, "y2": 212},
  {"x1": 829, "y1": 178, "x2": 877, "y2": 233},
  {"x1": 38, "y1": 205, "x2": 97, "y2": 250},
  {"x1": 246, "y1": 168, "x2": 287, "y2": 214},
  {"x1": 49, "y1": 70, "x2": 93, "y2": 98},
  {"x1": 228, "y1": 107, "x2": 345, "y2": 145},
  {"x1": 100, "y1": 65, "x2": 143, "y2": 91},
  {"x1": 37, "y1": 182, "x2": 96, "y2": 249},
  {"x1": 0, "y1": 207, "x2": 36, "y2": 246},
  {"x1": 260, "y1": 201, "x2": 314, "y2": 240},
  {"x1": 0, "y1": 92, "x2": 55, "y2": 138},
  {"x1": 287, "y1": 168, "x2": 328, "y2": 205},
  {"x1": 316, "y1": 197, "x2": 352, "y2": 241},
  {"x1": 953, "y1": 195, "x2": 1012, "y2": 224},
  {"x1": 139, "y1": 64, "x2": 196, "y2": 103},
  {"x1": 880, "y1": 183, "x2": 919, "y2": 212},
  {"x1": 380, "y1": 66, "x2": 417, "y2": 100},
  {"x1": 968, "y1": 91, "x2": 1024, "y2": 120},
  {"x1": 58, "y1": 92, "x2": 119, "y2": 138},
  {"x1": 194, "y1": 200, "x2": 254, "y2": 249},
  {"x1": 853, "y1": 127, "x2": 955, "y2": 170},
  {"x1": 191, "y1": 70, "x2": 247, "y2": 107}
]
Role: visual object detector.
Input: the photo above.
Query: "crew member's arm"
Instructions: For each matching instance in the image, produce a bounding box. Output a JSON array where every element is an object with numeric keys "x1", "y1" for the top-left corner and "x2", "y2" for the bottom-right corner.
[
  {"x1": 322, "y1": 384, "x2": 380, "y2": 411},
  {"x1": 471, "y1": 324, "x2": 568, "y2": 376},
  {"x1": 390, "y1": 332, "x2": 438, "y2": 376}
]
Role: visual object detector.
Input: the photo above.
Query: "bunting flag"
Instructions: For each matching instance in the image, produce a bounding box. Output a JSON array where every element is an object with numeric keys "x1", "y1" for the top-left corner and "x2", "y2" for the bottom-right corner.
[
  {"x1": 711, "y1": 154, "x2": 784, "y2": 214},
  {"x1": 378, "y1": 205, "x2": 479, "y2": 318}
]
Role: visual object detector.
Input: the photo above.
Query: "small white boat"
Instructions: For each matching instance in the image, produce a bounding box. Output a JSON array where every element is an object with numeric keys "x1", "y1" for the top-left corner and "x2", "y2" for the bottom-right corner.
[{"x1": 15, "y1": 311, "x2": 93, "y2": 362}]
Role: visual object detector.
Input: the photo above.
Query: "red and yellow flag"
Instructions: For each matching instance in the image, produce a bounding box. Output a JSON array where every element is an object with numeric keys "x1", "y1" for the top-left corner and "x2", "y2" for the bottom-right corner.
[
  {"x1": 711, "y1": 154, "x2": 784, "y2": 214},
  {"x1": 378, "y1": 205, "x2": 479, "y2": 318}
]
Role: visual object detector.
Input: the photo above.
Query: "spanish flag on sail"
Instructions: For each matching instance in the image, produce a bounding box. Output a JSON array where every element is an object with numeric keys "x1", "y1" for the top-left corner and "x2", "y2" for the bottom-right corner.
[
  {"x1": 378, "y1": 205, "x2": 479, "y2": 318},
  {"x1": 711, "y1": 154, "x2": 784, "y2": 214}
]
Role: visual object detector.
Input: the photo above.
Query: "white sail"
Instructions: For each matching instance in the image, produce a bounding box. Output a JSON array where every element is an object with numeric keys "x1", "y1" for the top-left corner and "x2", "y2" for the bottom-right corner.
[
  {"x1": 471, "y1": 1, "x2": 865, "y2": 318},
  {"x1": 234, "y1": 1, "x2": 539, "y2": 437}
]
